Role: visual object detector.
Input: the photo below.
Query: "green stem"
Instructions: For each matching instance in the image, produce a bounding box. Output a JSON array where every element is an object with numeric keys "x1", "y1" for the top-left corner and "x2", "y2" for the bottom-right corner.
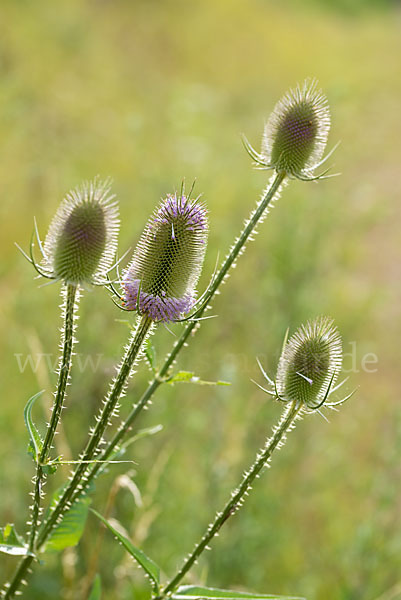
[
  {"x1": 3, "y1": 283, "x2": 78, "y2": 599},
  {"x1": 4, "y1": 171, "x2": 286, "y2": 597},
  {"x1": 162, "y1": 399, "x2": 302, "y2": 596},
  {"x1": 40, "y1": 284, "x2": 78, "y2": 466},
  {"x1": 35, "y1": 314, "x2": 152, "y2": 549},
  {"x1": 70, "y1": 171, "x2": 287, "y2": 496},
  {"x1": 36, "y1": 170, "x2": 285, "y2": 551},
  {"x1": 2, "y1": 557, "x2": 34, "y2": 600}
]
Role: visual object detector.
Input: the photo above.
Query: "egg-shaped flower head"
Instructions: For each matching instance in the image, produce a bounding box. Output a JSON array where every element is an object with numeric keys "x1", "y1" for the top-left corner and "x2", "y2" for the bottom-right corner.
[
  {"x1": 244, "y1": 79, "x2": 333, "y2": 181},
  {"x1": 122, "y1": 192, "x2": 208, "y2": 323},
  {"x1": 41, "y1": 178, "x2": 119, "y2": 286},
  {"x1": 275, "y1": 316, "x2": 343, "y2": 410}
]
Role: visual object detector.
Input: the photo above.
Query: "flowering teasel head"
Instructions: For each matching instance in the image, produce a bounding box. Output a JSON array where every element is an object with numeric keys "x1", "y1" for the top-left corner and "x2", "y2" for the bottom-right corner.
[
  {"x1": 20, "y1": 179, "x2": 120, "y2": 286},
  {"x1": 276, "y1": 316, "x2": 342, "y2": 409},
  {"x1": 243, "y1": 80, "x2": 336, "y2": 181},
  {"x1": 121, "y1": 192, "x2": 208, "y2": 323},
  {"x1": 255, "y1": 317, "x2": 352, "y2": 412}
]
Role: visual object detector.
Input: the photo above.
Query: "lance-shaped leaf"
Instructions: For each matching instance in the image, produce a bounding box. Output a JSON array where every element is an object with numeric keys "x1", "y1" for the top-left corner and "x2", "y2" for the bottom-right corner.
[
  {"x1": 91, "y1": 509, "x2": 160, "y2": 593},
  {"x1": 24, "y1": 390, "x2": 45, "y2": 462},
  {"x1": 167, "y1": 371, "x2": 230, "y2": 386},
  {"x1": 88, "y1": 574, "x2": 102, "y2": 600},
  {"x1": 43, "y1": 493, "x2": 91, "y2": 553},
  {"x1": 173, "y1": 585, "x2": 305, "y2": 600},
  {"x1": 0, "y1": 524, "x2": 31, "y2": 557}
]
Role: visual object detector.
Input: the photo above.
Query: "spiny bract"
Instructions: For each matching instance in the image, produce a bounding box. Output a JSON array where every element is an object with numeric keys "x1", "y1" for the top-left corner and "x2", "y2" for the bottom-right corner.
[
  {"x1": 122, "y1": 192, "x2": 208, "y2": 323},
  {"x1": 42, "y1": 178, "x2": 119, "y2": 285},
  {"x1": 276, "y1": 316, "x2": 342, "y2": 408}
]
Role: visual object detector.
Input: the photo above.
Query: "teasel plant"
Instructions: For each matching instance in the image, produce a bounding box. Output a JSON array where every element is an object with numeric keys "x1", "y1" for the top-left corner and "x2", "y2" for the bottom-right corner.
[
  {"x1": 2, "y1": 78, "x2": 339, "y2": 599},
  {"x1": 155, "y1": 317, "x2": 354, "y2": 598},
  {"x1": 2, "y1": 188, "x2": 208, "y2": 598},
  {"x1": 90, "y1": 317, "x2": 353, "y2": 600},
  {"x1": 2, "y1": 178, "x2": 120, "y2": 598},
  {"x1": 47, "y1": 77, "x2": 338, "y2": 521}
]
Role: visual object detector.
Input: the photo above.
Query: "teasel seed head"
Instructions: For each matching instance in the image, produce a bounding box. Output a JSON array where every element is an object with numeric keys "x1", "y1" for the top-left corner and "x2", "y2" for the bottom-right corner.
[
  {"x1": 42, "y1": 178, "x2": 119, "y2": 285},
  {"x1": 276, "y1": 317, "x2": 342, "y2": 409},
  {"x1": 122, "y1": 192, "x2": 208, "y2": 323},
  {"x1": 244, "y1": 79, "x2": 334, "y2": 181}
]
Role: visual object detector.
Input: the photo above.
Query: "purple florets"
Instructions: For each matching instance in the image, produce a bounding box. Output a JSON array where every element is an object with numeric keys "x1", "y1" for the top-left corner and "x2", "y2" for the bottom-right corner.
[
  {"x1": 123, "y1": 279, "x2": 194, "y2": 322},
  {"x1": 151, "y1": 194, "x2": 207, "y2": 232}
]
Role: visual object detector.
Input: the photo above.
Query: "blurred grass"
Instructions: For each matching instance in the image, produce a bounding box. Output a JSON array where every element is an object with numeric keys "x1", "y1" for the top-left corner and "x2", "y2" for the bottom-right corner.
[{"x1": 1, "y1": 0, "x2": 401, "y2": 599}]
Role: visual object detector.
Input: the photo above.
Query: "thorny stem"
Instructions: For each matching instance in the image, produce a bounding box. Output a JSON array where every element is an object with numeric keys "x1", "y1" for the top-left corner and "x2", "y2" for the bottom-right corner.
[
  {"x1": 37, "y1": 171, "x2": 286, "y2": 531},
  {"x1": 35, "y1": 314, "x2": 153, "y2": 549},
  {"x1": 162, "y1": 399, "x2": 302, "y2": 596},
  {"x1": 2, "y1": 559, "x2": 33, "y2": 600},
  {"x1": 3, "y1": 314, "x2": 151, "y2": 599},
  {"x1": 3, "y1": 283, "x2": 79, "y2": 600},
  {"x1": 6, "y1": 170, "x2": 285, "y2": 595},
  {"x1": 75, "y1": 171, "x2": 287, "y2": 491},
  {"x1": 39, "y1": 284, "x2": 78, "y2": 469}
]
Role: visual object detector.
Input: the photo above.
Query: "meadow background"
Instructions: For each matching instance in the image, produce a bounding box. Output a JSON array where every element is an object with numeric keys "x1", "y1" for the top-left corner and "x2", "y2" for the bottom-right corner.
[{"x1": 1, "y1": 0, "x2": 400, "y2": 598}]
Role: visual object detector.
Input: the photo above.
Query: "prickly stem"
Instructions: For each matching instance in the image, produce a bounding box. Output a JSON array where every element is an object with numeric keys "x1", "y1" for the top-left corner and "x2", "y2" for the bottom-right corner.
[
  {"x1": 162, "y1": 399, "x2": 302, "y2": 596},
  {"x1": 24, "y1": 172, "x2": 285, "y2": 566},
  {"x1": 3, "y1": 283, "x2": 79, "y2": 599},
  {"x1": 35, "y1": 314, "x2": 153, "y2": 549}
]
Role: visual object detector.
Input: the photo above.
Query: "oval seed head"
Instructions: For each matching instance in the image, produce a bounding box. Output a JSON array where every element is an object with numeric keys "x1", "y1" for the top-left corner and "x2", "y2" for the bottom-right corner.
[
  {"x1": 122, "y1": 193, "x2": 208, "y2": 323},
  {"x1": 43, "y1": 179, "x2": 119, "y2": 285},
  {"x1": 261, "y1": 79, "x2": 330, "y2": 178},
  {"x1": 276, "y1": 317, "x2": 342, "y2": 408}
]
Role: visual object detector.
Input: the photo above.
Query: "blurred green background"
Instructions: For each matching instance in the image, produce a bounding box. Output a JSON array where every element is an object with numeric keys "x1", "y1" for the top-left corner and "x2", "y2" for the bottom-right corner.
[{"x1": 1, "y1": 0, "x2": 401, "y2": 598}]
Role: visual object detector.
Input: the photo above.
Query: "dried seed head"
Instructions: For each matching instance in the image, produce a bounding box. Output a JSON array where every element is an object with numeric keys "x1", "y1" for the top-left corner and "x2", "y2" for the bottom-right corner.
[
  {"x1": 276, "y1": 317, "x2": 342, "y2": 407},
  {"x1": 261, "y1": 79, "x2": 330, "y2": 178},
  {"x1": 122, "y1": 193, "x2": 208, "y2": 323},
  {"x1": 43, "y1": 178, "x2": 119, "y2": 285}
]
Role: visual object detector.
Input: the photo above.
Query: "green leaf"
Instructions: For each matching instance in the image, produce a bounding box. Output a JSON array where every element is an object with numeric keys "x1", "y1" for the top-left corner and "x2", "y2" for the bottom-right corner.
[
  {"x1": 115, "y1": 318, "x2": 133, "y2": 330},
  {"x1": 93, "y1": 425, "x2": 162, "y2": 478},
  {"x1": 91, "y1": 509, "x2": 160, "y2": 592},
  {"x1": 121, "y1": 424, "x2": 163, "y2": 448},
  {"x1": 144, "y1": 339, "x2": 157, "y2": 372},
  {"x1": 173, "y1": 586, "x2": 305, "y2": 600},
  {"x1": 0, "y1": 524, "x2": 30, "y2": 557},
  {"x1": 43, "y1": 496, "x2": 91, "y2": 553},
  {"x1": 0, "y1": 544, "x2": 30, "y2": 556},
  {"x1": 0, "y1": 523, "x2": 25, "y2": 547},
  {"x1": 24, "y1": 390, "x2": 45, "y2": 462},
  {"x1": 41, "y1": 462, "x2": 59, "y2": 475},
  {"x1": 88, "y1": 574, "x2": 102, "y2": 599},
  {"x1": 0, "y1": 544, "x2": 28, "y2": 556},
  {"x1": 167, "y1": 371, "x2": 231, "y2": 386}
]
